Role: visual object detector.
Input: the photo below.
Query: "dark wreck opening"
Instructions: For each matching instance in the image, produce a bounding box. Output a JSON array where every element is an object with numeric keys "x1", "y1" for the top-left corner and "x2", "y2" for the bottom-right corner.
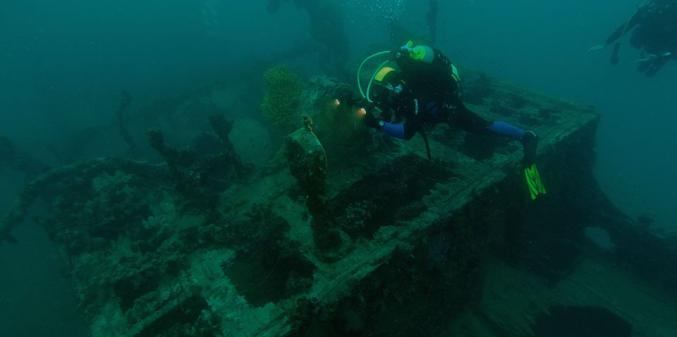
[
  {"x1": 532, "y1": 305, "x2": 632, "y2": 337},
  {"x1": 223, "y1": 239, "x2": 316, "y2": 307}
]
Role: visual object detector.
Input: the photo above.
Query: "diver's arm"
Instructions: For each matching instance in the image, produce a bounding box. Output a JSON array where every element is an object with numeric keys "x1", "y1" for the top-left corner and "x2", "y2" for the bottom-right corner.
[
  {"x1": 605, "y1": 6, "x2": 646, "y2": 45},
  {"x1": 592, "y1": 6, "x2": 646, "y2": 54},
  {"x1": 605, "y1": 23, "x2": 630, "y2": 46},
  {"x1": 624, "y1": 5, "x2": 646, "y2": 31},
  {"x1": 378, "y1": 120, "x2": 417, "y2": 140},
  {"x1": 363, "y1": 111, "x2": 417, "y2": 140}
]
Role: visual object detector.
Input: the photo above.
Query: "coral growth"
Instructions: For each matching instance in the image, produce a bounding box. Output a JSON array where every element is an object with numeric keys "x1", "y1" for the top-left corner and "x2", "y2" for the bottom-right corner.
[
  {"x1": 327, "y1": 155, "x2": 452, "y2": 239},
  {"x1": 0, "y1": 158, "x2": 169, "y2": 250},
  {"x1": 261, "y1": 66, "x2": 304, "y2": 132},
  {"x1": 6, "y1": 64, "x2": 677, "y2": 337}
]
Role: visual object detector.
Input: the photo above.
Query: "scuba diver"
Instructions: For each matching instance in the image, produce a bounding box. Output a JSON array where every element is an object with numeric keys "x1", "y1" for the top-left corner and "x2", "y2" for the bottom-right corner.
[
  {"x1": 351, "y1": 41, "x2": 546, "y2": 200},
  {"x1": 596, "y1": 0, "x2": 677, "y2": 76}
]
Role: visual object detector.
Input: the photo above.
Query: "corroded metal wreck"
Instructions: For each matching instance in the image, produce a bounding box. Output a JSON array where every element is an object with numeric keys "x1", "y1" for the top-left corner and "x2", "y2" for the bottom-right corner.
[{"x1": 2, "y1": 71, "x2": 676, "y2": 337}]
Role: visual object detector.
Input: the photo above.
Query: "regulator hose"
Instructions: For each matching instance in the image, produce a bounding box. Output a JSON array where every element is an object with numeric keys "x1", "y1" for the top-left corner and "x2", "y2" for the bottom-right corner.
[{"x1": 356, "y1": 51, "x2": 391, "y2": 103}]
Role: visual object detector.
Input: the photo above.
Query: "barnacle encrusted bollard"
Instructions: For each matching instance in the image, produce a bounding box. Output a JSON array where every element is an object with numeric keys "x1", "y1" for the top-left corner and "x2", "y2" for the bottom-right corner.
[
  {"x1": 285, "y1": 116, "x2": 328, "y2": 216},
  {"x1": 261, "y1": 66, "x2": 304, "y2": 133},
  {"x1": 286, "y1": 117, "x2": 350, "y2": 254}
]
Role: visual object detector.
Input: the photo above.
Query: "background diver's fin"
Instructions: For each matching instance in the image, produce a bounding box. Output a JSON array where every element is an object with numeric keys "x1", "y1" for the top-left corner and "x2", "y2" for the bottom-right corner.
[{"x1": 587, "y1": 44, "x2": 604, "y2": 53}]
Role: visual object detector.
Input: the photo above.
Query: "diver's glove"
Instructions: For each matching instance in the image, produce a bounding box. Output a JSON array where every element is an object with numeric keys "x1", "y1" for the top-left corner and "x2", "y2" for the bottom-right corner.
[
  {"x1": 363, "y1": 110, "x2": 381, "y2": 129},
  {"x1": 354, "y1": 99, "x2": 380, "y2": 129},
  {"x1": 521, "y1": 131, "x2": 538, "y2": 165}
]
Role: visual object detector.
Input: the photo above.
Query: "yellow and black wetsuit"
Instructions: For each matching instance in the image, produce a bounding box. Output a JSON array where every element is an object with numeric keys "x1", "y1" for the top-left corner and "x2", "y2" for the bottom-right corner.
[
  {"x1": 368, "y1": 43, "x2": 526, "y2": 143},
  {"x1": 361, "y1": 42, "x2": 545, "y2": 199}
]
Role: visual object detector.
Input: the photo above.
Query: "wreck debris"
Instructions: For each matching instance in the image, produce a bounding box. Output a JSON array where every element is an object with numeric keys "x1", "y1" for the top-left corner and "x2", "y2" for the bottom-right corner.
[
  {"x1": 1, "y1": 70, "x2": 677, "y2": 337},
  {"x1": 146, "y1": 115, "x2": 252, "y2": 212},
  {"x1": 0, "y1": 158, "x2": 167, "y2": 245}
]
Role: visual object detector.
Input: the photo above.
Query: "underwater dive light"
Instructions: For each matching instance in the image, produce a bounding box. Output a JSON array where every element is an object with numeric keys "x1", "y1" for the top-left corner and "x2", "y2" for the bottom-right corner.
[{"x1": 357, "y1": 107, "x2": 367, "y2": 118}]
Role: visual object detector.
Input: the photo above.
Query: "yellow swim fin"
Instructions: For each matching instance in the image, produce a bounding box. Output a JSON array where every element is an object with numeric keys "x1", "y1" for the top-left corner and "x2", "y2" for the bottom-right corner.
[{"x1": 524, "y1": 163, "x2": 547, "y2": 200}]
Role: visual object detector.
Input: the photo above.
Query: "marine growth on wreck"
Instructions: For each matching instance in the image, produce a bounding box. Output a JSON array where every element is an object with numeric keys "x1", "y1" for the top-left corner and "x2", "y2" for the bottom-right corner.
[
  {"x1": 2, "y1": 64, "x2": 676, "y2": 337},
  {"x1": 2, "y1": 2, "x2": 677, "y2": 336}
]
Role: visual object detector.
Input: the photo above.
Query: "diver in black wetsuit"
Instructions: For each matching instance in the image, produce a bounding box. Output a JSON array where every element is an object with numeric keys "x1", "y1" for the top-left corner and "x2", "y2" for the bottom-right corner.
[
  {"x1": 352, "y1": 42, "x2": 546, "y2": 199},
  {"x1": 358, "y1": 43, "x2": 537, "y2": 159},
  {"x1": 601, "y1": 0, "x2": 677, "y2": 76}
]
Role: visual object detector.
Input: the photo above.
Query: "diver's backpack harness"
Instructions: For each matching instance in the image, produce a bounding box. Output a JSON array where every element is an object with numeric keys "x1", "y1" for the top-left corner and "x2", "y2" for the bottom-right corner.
[{"x1": 357, "y1": 43, "x2": 463, "y2": 160}]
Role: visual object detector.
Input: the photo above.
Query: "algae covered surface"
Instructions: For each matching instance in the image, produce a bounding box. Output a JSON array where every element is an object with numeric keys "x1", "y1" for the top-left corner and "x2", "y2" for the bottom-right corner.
[{"x1": 2, "y1": 65, "x2": 676, "y2": 337}]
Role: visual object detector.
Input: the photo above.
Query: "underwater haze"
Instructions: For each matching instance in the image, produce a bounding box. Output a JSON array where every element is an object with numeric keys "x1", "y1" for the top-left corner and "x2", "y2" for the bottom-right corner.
[{"x1": 1, "y1": 0, "x2": 676, "y2": 336}]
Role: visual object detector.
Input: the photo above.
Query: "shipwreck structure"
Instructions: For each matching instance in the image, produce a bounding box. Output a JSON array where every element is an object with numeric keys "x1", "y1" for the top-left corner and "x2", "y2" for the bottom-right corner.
[{"x1": 1, "y1": 70, "x2": 676, "y2": 337}]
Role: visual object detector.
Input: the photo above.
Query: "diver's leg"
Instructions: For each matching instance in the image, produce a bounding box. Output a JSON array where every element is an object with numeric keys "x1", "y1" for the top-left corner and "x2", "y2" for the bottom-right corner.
[
  {"x1": 451, "y1": 105, "x2": 525, "y2": 140},
  {"x1": 450, "y1": 105, "x2": 536, "y2": 164},
  {"x1": 448, "y1": 105, "x2": 492, "y2": 134}
]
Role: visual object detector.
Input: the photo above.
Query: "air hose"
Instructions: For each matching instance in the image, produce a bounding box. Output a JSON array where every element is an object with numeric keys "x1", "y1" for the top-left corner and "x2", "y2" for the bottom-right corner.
[{"x1": 356, "y1": 51, "x2": 391, "y2": 103}]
